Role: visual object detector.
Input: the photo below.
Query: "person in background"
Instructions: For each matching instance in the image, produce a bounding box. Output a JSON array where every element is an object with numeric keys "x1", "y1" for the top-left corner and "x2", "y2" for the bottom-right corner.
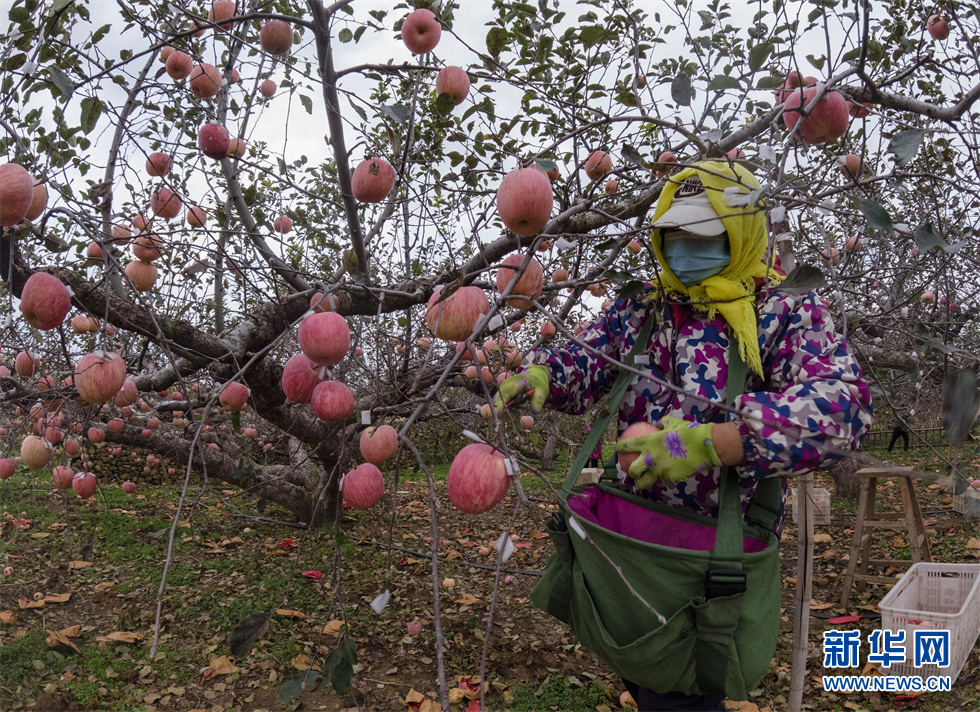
[
  {"x1": 495, "y1": 160, "x2": 873, "y2": 711},
  {"x1": 888, "y1": 413, "x2": 911, "y2": 452}
]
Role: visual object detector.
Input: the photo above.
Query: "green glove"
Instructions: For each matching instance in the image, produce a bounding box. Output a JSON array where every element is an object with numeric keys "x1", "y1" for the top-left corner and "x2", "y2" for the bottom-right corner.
[
  {"x1": 492, "y1": 365, "x2": 550, "y2": 414},
  {"x1": 616, "y1": 416, "x2": 722, "y2": 489}
]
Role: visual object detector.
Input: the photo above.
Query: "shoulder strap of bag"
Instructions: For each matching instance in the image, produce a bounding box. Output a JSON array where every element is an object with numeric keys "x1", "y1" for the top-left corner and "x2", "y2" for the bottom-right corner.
[{"x1": 560, "y1": 312, "x2": 657, "y2": 497}]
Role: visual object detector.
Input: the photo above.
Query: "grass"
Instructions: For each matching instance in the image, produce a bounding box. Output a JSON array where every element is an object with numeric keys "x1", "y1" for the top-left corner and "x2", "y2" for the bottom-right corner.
[{"x1": 507, "y1": 675, "x2": 612, "y2": 712}]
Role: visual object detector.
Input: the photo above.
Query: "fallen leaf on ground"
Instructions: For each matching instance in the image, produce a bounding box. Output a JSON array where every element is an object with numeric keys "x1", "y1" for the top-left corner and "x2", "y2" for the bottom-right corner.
[
  {"x1": 405, "y1": 689, "x2": 425, "y2": 704},
  {"x1": 276, "y1": 608, "x2": 305, "y2": 619},
  {"x1": 301, "y1": 570, "x2": 323, "y2": 581},
  {"x1": 18, "y1": 598, "x2": 44, "y2": 609},
  {"x1": 68, "y1": 561, "x2": 92, "y2": 570},
  {"x1": 47, "y1": 628, "x2": 81, "y2": 652},
  {"x1": 207, "y1": 655, "x2": 239, "y2": 675},
  {"x1": 809, "y1": 601, "x2": 834, "y2": 611},
  {"x1": 0, "y1": 611, "x2": 16, "y2": 624},
  {"x1": 827, "y1": 615, "x2": 862, "y2": 624},
  {"x1": 455, "y1": 593, "x2": 482, "y2": 606},
  {"x1": 30, "y1": 532, "x2": 50, "y2": 538},
  {"x1": 966, "y1": 537, "x2": 980, "y2": 550},
  {"x1": 290, "y1": 653, "x2": 321, "y2": 671},
  {"x1": 96, "y1": 631, "x2": 143, "y2": 643},
  {"x1": 60, "y1": 625, "x2": 81, "y2": 637},
  {"x1": 95, "y1": 582, "x2": 116, "y2": 590},
  {"x1": 48, "y1": 523, "x2": 68, "y2": 530},
  {"x1": 44, "y1": 593, "x2": 71, "y2": 604},
  {"x1": 813, "y1": 533, "x2": 832, "y2": 543},
  {"x1": 322, "y1": 620, "x2": 344, "y2": 637}
]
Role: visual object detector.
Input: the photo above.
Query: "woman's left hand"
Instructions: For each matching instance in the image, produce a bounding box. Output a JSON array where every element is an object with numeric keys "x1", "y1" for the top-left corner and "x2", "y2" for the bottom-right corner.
[{"x1": 616, "y1": 417, "x2": 723, "y2": 488}]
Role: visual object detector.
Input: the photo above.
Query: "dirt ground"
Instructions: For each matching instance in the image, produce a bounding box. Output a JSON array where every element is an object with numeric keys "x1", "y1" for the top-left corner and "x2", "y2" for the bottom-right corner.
[{"x1": 3, "y1": 443, "x2": 980, "y2": 711}]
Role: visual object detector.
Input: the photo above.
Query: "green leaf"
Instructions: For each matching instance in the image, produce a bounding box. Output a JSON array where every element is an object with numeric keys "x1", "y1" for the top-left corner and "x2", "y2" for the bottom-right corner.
[
  {"x1": 381, "y1": 103, "x2": 410, "y2": 124},
  {"x1": 756, "y1": 75, "x2": 785, "y2": 90},
  {"x1": 671, "y1": 72, "x2": 692, "y2": 107},
  {"x1": 299, "y1": 94, "x2": 313, "y2": 114},
  {"x1": 617, "y1": 280, "x2": 644, "y2": 300},
  {"x1": 620, "y1": 144, "x2": 646, "y2": 167},
  {"x1": 533, "y1": 157, "x2": 556, "y2": 172},
  {"x1": 51, "y1": 0, "x2": 74, "y2": 12},
  {"x1": 579, "y1": 25, "x2": 607, "y2": 49},
  {"x1": 279, "y1": 670, "x2": 319, "y2": 706},
  {"x1": 434, "y1": 92, "x2": 455, "y2": 116},
  {"x1": 486, "y1": 27, "x2": 508, "y2": 58},
  {"x1": 805, "y1": 54, "x2": 826, "y2": 71},
  {"x1": 228, "y1": 613, "x2": 269, "y2": 659},
  {"x1": 79, "y1": 96, "x2": 102, "y2": 134},
  {"x1": 749, "y1": 42, "x2": 774, "y2": 73},
  {"x1": 338, "y1": 27, "x2": 353, "y2": 43},
  {"x1": 943, "y1": 369, "x2": 979, "y2": 445},
  {"x1": 857, "y1": 197, "x2": 893, "y2": 233},
  {"x1": 707, "y1": 74, "x2": 741, "y2": 91},
  {"x1": 888, "y1": 129, "x2": 924, "y2": 167},
  {"x1": 47, "y1": 65, "x2": 74, "y2": 99},
  {"x1": 778, "y1": 265, "x2": 828, "y2": 293}
]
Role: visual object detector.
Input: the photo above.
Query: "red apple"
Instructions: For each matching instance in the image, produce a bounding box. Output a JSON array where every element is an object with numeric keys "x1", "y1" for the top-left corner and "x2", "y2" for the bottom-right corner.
[
  {"x1": 259, "y1": 79, "x2": 276, "y2": 98},
  {"x1": 447, "y1": 443, "x2": 511, "y2": 514},
  {"x1": 166, "y1": 50, "x2": 193, "y2": 80},
  {"x1": 309, "y1": 291, "x2": 335, "y2": 313},
  {"x1": 21, "y1": 435, "x2": 52, "y2": 470},
  {"x1": 20, "y1": 272, "x2": 71, "y2": 330},
  {"x1": 151, "y1": 187, "x2": 182, "y2": 219},
  {"x1": 219, "y1": 381, "x2": 249, "y2": 410},
  {"x1": 273, "y1": 215, "x2": 292, "y2": 233},
  {"x1": 617, "y1": 421, "x2": 660, "y2": 474},
  {"x1": 207, "y1": 0, "x2": 238, "y2": 32},
  {"x1": 921, "y1": 290, "x2": 935, "y2": 304},
  {"x1": 74, "y1": 351, "x2": 126, "y2": 404},
  {"x1": 64, "y1": 439, "x2": 80, "y2": 457},
  {"x1": 227, "y1": 138, "x2": 246, "y2": 158},
  {"x1": 111, "y1": 223, "x2": 132, "y2": 242},
  {"x1": 145, "y1": 152, "x2": 172, "y2": 177},
  {"x1": 342, "y1": 463, "x2": 385, "y2": 509},
  {"x1": 401, "y1": 8, "x2": 441, "y2": 55},
  {"x1": 25, "y1": 181, "x2": 47, "y2": 221},
  {"x1": 496, "y1": 168, "x2": 553, "y2": 237},
  {"x1": 820, "y1": 247, "x2": 840, "y2": 266},
  {"x1": 122, "y1": 480, "x2": 137, "y2": 494},
  {"x1": 841, "y1": 154, "x2": 863, "y2": 180},
  {"x1": 435, "y1": 66, "x2": 470, "y2": 105},
  {"x1": 87, "y1": 427, "x2": 106, "y2": 443},
  {"x1": 198, "y1": 123, "x2": 230, "y2": 160},
  {"x1": 927, "y1": 15, "x2": 948, "y2": 41},
  {"x1": 72, "y1": 471, "x2": 97, "y2": 499},
  {"x1": 726, "y1": 147, "x2": 746, "y2": 159},
  {"x1": 298, "y1": 312, "x2": 350, "y2": 366},
  {"x1": 132, "y1": 233, "x2": 164, "y2": 262},
  {"x1": 848, "y1": 100, "x2": 872, "y2": 118},
  {"x1": 359, "y1": 424, "x2": 398, "y2": 464},
  {"x1": 584, "y1": 150, "x2": 613, "y2": 180},
  {"x1": 281, "y1": 353, "x2": 321, "y2": 403},
  {"x1": 656, "y1": 151, "x2": 677, "y2": 175},
  {"x1": 0, "y1": 458, "x2": 15, "y2": 480},
  {"x1": 783, "y1": 87, "x2": 850, "y2": 144},
  {"x1": 0, "y1": 163, "x2": 34, "y2": 226},
  {"x1": 520, "y1": 415, "x2": 534, "y2": 430},
  {"x1": 114, "y1": 379, "x2": 138, "y2": 407},
  {"x1": 85, "y1": 242, "x2": 105, "y2": 263},
  {"x1": 52, "y1": 465, "x2": 74, "y2": 489},
  {"x1": 259, "y1": 19, "x2": 292, "y2": 55},
  {"x1": 605, "y1": 179, "x2": 619, "y2": 194},
  {"x1": 496, "y1": 254, "x2": 544, "y2": 309},
  {"x1": 845, "y1": 235, "x2": 862, "y2": 252},
  {"x1": 108, "y1": 417, "x2": 125, "y2": 433},
  {"x1": 14, "y1": 351, "x2": 37, "y2": 378},
  {"x1": 425, "y1": 285, "x2": 490, "y2": 341},
  {"x1": 189, "y1": 63, "x2": 222, "y2": 99},
  {"x1": 627, "y1": 239, "x2": 642, "y2": 254},
  {"x1": 125, "y1": 260, "x2": 158, "y2": 291},
  {"x1": 310, "y1": 380, "x2": 354, "y2": 421},
  {"x1": 540, "y1": 321, "x2": 556, "y2": 338},
  {"x1": 186, "y1": 206, "x2": 207, "y2": 228},
  {"x1": 351, "y1": 157, "x2": 396, "y2": 203}
]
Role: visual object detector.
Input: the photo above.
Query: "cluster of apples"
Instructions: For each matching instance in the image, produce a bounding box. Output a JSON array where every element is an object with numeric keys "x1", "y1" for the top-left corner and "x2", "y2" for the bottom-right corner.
[{"x1": 0, "y1": 163, "x2": 48, "y2": 228}]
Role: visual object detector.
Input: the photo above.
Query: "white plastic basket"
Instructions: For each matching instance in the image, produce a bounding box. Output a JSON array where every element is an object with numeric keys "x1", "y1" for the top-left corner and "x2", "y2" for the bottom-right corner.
[
  {"x1": 789, "y1": 487, "x2": 831, "y2": 526},
  {"x1": 952, "y1": 488, "x2": 980, "y2": 517},
  {"x1": 877, "y1": 563, "x2": 980, "y2": 681}
]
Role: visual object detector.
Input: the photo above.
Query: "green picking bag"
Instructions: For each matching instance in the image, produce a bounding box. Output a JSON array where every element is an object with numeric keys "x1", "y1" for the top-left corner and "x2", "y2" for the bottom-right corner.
[{"x1": 530, "y1": 317, "x2": 783, "y2": 699}]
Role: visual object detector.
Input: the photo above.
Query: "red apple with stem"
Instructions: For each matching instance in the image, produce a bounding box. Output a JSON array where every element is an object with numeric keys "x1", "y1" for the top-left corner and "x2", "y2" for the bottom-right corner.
[
  {"x1": 20, "y1": 272, "x2": 71, "y2": 330},
  {"x1": 310, "y1": 380, "x2": 354, "y2": 421},
  {"x1": 74, "y1": 351, "x2": 126, "y2": 404},
  {"x1": 0, "y1": 163, "x2": 35, "y2": 226},
  {"x1": 351, "y1": 157, "x2": 396, "y2": 203},
  {"x1": 281, "y1": 353, "x2": 321, "y2": 403},
  {"x1": 259, "y1": 19, "x2": 292, "y2": 55},
  {"x1": 496, "y1": 255, "x2": 544, "y2": 309},
  {"x1": 145, "y1": 152, "x2": 172, "y2": 177},
  {"x1": 425, "y1": 285, "x2": 490, "y2": 341},
  {"x1": 166, "y1": 51, "x2": 193, "y2": 80},
  {"x1": 219, "y1": 382, "x2": 250, "y2": 410},
  {"x1": 359, "y1": 424, "x2": 399, "y2": 464},
  {"x1": 400, "y1": 8, "x2": 441, "y2": 54},
  {"x1": 72, "y1": 471, "x2": 97, "y2": 499},
  {"x1": 782, "y1": 87, "x2": 850, "y2": 144},
  {"x1": 298, "y1": 312, "x2": 350, "y2": 366},
  {"x1": 584, "y1": 150, "x2": 613, "y2": 180},
  {"x1": 447, "y1": 443, "x2": 511, "y2": 514},
  {"x1": 435, "y1": 66, "x2": 470, "y2": 105},
  {"x1": 198, "y1": 123, "x2": 230, "y2": 160},
  {"x1": 189, "y1": 63, "x2": 222, "y2": 99},
  {"x1": 259, "y1": 79, "x2": 277, "y2": 98},
  {"x1": 342, "y1": 463, "x2": 385, "y2": 509}
]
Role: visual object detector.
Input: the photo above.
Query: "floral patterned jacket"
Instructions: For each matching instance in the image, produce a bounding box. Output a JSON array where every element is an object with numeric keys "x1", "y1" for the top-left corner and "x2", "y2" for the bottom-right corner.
[{"x1": 524, "y1": 285, "x2": 874, "y2": 530}]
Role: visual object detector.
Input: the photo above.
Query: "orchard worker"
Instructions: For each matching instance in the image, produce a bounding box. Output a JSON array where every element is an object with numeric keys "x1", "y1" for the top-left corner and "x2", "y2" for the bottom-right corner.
[{"x1": 495, "y1": 161, "x2": 873, "y2": 711}]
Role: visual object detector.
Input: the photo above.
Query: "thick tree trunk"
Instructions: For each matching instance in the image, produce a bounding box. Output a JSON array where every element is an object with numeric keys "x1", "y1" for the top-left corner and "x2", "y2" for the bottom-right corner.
[{"x1": 541, "y1": 434, "x2": 557, "y2": 470}]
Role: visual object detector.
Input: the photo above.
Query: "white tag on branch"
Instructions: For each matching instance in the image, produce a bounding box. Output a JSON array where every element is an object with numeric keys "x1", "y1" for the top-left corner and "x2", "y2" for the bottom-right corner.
[
  {"x1": 722, "y1": 186, "x2": 740, "y2": 202},
  {"x1": 22, "y1": 61, "x2": 36, "y2": 76},
  {"x1": 770, "y1": 205, "x2": 786, "y2": 223},
  {"x1": 554, "y1": 237, "x2": 575, "y2": 251},
  {"x1": 504, "y1": 457, "x2": 518, "y2": 477},
  {"x1": 65, "y1": 286, "x2": 75, "y2": 298},
  {"x1": 299, "y1": 310, "x2": 315, "y2": 322},
  {"x1": 495, "y1": 531, "x2": 515, "y2": 563},
  {"x1": 487, "y1": 314, "x2": 504, "y2": 331},
  {"x1": 758, "y1": 144, "x2": 777, "y2": 163},
  {"x1": 568, "y1": 517, "x2": 587, "y2": 540},
  {"x1": 818, "y1": 200, "x2": 834, "y2": 215},
  {"x1": 633, "y1": 354, "x2": 650, "y2": 366},
  {"x1": 360, "y1": 411, "x2": 371, "y2": 425},
  {"x1": 901, "y1": 307, "x2": 909, "y2": 318},
  {"x1": 370, "y1": 589, "x2": 391, "y2": 614},
  {"x1": 4, "y1": 315, "x2": 12, "y2": 329},
  {"x1": 462, "y1": 430, "x2": 486, "y2": 444}
]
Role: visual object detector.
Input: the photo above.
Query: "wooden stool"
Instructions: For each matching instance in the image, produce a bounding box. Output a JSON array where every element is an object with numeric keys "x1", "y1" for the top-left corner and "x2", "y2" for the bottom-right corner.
[{"x1": 839, "y1": 466, "x2": 932, "y2": 607}]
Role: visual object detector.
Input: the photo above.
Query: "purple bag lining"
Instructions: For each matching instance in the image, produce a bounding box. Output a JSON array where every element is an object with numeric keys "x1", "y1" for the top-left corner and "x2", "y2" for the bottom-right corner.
[{"x1": 567, "y1": 486, "x2": 768, "y2": 554}]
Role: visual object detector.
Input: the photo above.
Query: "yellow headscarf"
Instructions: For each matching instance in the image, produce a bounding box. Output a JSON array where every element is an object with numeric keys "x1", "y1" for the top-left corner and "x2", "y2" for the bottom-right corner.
[{"x1": 649, "y1": 160, "x2": 781, "y2": 376}]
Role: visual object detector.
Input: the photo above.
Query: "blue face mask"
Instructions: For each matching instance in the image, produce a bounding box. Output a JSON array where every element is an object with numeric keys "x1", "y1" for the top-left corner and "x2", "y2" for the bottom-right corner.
[{"x1": 662, "y1": 231, "x2": 731, "y2": 286}]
